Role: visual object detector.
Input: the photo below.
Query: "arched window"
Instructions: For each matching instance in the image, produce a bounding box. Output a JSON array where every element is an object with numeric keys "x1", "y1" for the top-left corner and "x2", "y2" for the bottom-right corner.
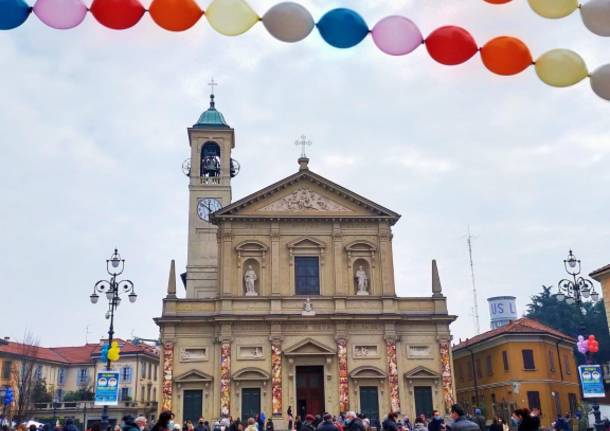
[{"x1": 201, "y1": 142, "x2": 221, "y2": 177}]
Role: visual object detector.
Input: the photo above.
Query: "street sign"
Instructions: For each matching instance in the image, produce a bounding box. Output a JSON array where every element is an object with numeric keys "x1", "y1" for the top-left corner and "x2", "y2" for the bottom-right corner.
[
  {"x1": 578, "y1": 365, "x2": 606, "y2": 398},
  {"x1": 94, "y1": 371, "x2": 120, "y2": 406}
]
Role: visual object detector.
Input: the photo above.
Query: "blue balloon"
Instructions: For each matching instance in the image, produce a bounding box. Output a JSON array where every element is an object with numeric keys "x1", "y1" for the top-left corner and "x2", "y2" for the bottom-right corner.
[
  {"x1": 0, "y1": 0, "x2": 31, "y2": 30},
  {"x1": 317, "y1": 8, "x2": 369, "y2": 49}
]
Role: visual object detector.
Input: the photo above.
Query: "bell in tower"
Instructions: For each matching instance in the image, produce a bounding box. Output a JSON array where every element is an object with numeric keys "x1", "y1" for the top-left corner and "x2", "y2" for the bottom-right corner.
[{"x1": 183, "y1": 81, "x2": 239, "y2": 299}]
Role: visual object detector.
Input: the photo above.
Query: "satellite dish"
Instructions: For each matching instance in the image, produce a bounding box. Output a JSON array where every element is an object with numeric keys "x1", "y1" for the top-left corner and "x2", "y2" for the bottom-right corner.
[
  {"x1": 181, "y1": 158, "x2": 191, "y2": 177},
  {"x1": 230, "y1": 158, "x2": 241, "y2": 178}
]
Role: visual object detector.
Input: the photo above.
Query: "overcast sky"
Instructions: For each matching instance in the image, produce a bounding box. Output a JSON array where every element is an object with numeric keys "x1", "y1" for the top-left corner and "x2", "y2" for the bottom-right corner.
[{"x1": 1, "y1": 0, "x2": 609, "y2": 347}]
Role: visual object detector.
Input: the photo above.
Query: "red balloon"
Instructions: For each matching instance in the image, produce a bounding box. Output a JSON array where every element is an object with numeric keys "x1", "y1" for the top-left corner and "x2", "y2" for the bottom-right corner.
[
  {"x1": 484, "y1": 0, "x2": 512, "y2": 3},
  {"x1": 90, "y1": 0, "x2": 145, "y2": 30},
  {"x1": 425, "y1": 26, "x2": 478, "y2": 65}
]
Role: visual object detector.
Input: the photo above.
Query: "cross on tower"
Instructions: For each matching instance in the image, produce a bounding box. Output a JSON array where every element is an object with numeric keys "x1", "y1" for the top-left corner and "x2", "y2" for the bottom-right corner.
[
  {"x1": 295, "y1": 134, "x2": 312, "y2": 158},
  {"x1": 208, "y1": 78, "x2": 218, "y2": 96}
]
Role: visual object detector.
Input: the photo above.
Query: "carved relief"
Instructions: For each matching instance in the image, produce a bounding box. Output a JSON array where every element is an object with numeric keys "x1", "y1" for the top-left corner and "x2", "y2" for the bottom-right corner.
[
  {"x1": 353, "y1": 345, "x2": 379, "y2": 358},
  {"x1": 407, "y1": 345, "x2": 432, "y2": 359},
  {"x1": 180, "y1": 347, "x2": 208, "y2": 362},
  {"x1": 238, "y1": 346, "x2": 265, "y2": 360},
  {"x1": 260, "y1": 188, "x2": 351, "y2": 212}
]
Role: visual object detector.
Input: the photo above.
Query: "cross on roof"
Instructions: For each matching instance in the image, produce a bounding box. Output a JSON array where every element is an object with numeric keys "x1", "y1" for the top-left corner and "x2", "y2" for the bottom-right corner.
[
  {"x1": 208, "y1": 78, "x2": 218, "y2": 96},
  {"x1": 295, "y1": 134, "x2": 312, "y2": 158}
]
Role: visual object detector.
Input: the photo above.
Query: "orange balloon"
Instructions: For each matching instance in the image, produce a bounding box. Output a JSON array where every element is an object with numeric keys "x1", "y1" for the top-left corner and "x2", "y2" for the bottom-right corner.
[
  {"x1": 149, "y1": 0, "x2": 203, "y2": 31},
  {"x1": 484, "y1": 0, "x2": 512, "y2": 3},
  {"x1": 480, "y1": 36, "x2": 532, "y2": 76}
]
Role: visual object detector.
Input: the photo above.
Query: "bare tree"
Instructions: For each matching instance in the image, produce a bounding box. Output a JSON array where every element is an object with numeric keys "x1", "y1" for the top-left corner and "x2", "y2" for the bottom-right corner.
[{"x1": 12, "y1": 332, "x2": 41, "y2": 422}]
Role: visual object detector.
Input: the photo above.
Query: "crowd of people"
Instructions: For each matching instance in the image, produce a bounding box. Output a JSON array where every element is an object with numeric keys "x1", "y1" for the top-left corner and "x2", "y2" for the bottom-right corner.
[{"x1": 1, "y1": 404, "x2": 605, "y2": 431}]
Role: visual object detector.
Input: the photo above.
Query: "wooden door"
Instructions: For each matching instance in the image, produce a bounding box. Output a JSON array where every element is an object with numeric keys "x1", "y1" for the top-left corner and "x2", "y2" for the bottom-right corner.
[{"x1": 296, "y1": 366, "x2": 324, "y2": 417}]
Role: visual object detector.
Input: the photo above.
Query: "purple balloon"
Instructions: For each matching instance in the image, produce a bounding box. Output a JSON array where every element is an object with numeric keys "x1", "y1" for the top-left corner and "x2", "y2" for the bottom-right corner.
[
  {"x1": 34, "y1": 0, "x2": 87, "y2": 29},
  {"x1": 372, "y1": 15, "x2": 423, "y2": 56}
]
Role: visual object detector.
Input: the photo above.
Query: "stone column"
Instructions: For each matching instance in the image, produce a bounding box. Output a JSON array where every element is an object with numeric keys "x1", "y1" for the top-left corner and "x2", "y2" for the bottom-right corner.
[
  {"x1": 336, "y1": 337, "x2": 349, "y2": 413},
  {"x1": 270, "y1": 337, "x2": 283, "y2": 416},
  {"x1": 162, "y1": 341, "x2": 174, "y2": 411},
  {"x1": 439, "y1": 339, "x2": 455, "y2": 413},
  {"x1": 220, "y1": 341, "x2": 232, "y2": 416},
  {"x1": 385, "y1": 337, "x2": 401, "y2": 413}
]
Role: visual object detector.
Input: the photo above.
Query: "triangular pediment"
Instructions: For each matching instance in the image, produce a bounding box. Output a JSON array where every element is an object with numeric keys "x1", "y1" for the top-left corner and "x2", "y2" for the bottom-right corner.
[
  {"x1": 174, "y1": 369, "x2": 214, "y2": 383},
  {"x1": 211, "y1": 168, "x2": 400, "y2": 223},
  {"x1": 404, "y1": 366, "x2": 440, "y2": 380},
  {"x1": 283, "y1": 338, "x2": 336, "y2": 356}
]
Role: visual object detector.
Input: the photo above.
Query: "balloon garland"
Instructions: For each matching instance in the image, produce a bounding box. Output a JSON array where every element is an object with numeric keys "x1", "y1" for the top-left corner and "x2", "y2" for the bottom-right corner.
[
  {"x1": 1, "y1": 0, "x2": 610, "y2": 100},
  {"x1": 484, "y1": 0, "x2": 610, "y2": 36}
]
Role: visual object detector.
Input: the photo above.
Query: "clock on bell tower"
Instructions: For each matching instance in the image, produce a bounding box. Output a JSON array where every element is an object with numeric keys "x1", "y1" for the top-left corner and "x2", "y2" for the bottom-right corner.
[{"x1": 184, "y1": 87, "x2": 239, "y2": 299}]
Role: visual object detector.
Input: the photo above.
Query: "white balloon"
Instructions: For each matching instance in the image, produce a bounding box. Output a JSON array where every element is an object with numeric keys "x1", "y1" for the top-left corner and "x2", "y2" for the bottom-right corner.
[
  {"x1": 262, "y1": 2, "x2": 314, "y2": 43},
  {"x1": 581, "y1": 0, "x2": 610, "y2": 37},
  {"x1": 590, "y1": 64, "x2": 610, "y2": 101}
]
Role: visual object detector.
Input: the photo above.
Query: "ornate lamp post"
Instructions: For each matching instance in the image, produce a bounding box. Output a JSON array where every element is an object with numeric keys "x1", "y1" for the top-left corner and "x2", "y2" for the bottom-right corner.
[
  {"x1": 554, "y1": 250, "x2": 602, "y2": 431},
  {"x1": 90, "y1": 249, "x2": 137, "y2": 431}
]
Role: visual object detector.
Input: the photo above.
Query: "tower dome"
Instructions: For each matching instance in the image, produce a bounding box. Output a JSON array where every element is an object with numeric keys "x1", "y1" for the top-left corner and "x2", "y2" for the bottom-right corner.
[{"x1": 194, "y1": 94, "x2": 230, "y2": 128}]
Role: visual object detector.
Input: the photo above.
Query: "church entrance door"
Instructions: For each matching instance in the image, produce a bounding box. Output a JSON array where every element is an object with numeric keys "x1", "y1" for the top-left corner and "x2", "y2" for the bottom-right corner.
[
  {"x1": 296, "y1": 366, "x2": 324, "y2": 417},
  {"x1": 359, "y1": 387, "x2": 380, "y2": 426},
  {"x1": 242, "y1": 388, "x2": 261, "y2": 421},
  {"x1": 414, "y1": 386, "x2": 433, "y2": 417},
  {"x1": 183, "y1": 390, "x2": 203, "y2": 423}
]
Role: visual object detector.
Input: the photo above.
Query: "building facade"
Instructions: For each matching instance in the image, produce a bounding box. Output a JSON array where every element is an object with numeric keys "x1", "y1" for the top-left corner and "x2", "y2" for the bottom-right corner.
[
  {"x1": 453, "y1": 318, "x2": 580, "y2": 428},
  {"x1": 155, "y1": 96, "x2": 456, "y2": 427},
  {"x1": 0, "y1": 338, "x2": 159, "y2": 427}
]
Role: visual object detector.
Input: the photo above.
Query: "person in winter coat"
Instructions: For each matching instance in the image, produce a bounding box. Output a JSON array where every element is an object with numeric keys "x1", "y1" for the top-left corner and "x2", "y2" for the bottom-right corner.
[
  {"x1": 472, "y1": 409, "x2": 486, "y2": 431},
  {"x1": 122, "y1": 416, "x2": 140, "y2": 431},
  {"x1": 414, "y1": 418, "x2": 427, "y2": 431},
  {"x1": 447, "y1": 405, "x2": 479, "y2": 431},
  {"x1": 63, "y1": 419, "x2": 80, "y2": 431},
  {"x1": 344, "y1": 412, "x2": 365, "y2": 431},
  {"x1": 245, "y1": 419, "x2": 258, "y2": 431},
  {"x1": 429, "y1": 411, "x2": 444, "y2": 431},
  {"x1": 488, "y1": 417, "x2": 503, "y2": 431},
  {"x1": 318, "y1": 414, "x2": 339, "y2": 431},
  {"x1": 265, "y1": 419, "x2": 274, "y2": 431},
  {"x1": 302, "y1": 416, "x2": 316, "y2": 431},
  {"x1": 511, "y1": 409, "x2": 539, "y2": 431},
  {"x1": 152, "y1": 411, "x2": 174, "y2": 431},
  {"x1": 383, "y1": 413, "x2": 399, "y2": 431}
]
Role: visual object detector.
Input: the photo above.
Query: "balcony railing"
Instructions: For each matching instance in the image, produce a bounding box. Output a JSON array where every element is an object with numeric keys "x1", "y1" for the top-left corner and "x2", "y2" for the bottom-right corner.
[{"x1": 32, "y1": 401, "x2": 158, "y2": 410}]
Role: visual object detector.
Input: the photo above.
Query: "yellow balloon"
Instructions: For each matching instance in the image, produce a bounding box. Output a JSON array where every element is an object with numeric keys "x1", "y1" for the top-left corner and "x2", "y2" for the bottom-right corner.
[
  {"x1": 528, "y1": 0, "x2": 579, "y2": 18},
  {"x1": 205, "y1": 0, "x2": 259, "y2": 36},
  {"x1": 535, "y1": 49, "x2": 589, "y2": 87}
]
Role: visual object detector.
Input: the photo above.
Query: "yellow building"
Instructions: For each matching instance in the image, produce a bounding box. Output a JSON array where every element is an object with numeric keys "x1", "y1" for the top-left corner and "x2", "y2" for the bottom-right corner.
[
  {"x1": 453, "y1": 318, "x2": 580, "y2": 428},
  {"x1": 591, "y1": 264, "x2": 610, "y2": 333},
  {"x1": 155, "y1": 95, "x2": 457, "y2": 427},
  {"x1": 0, "y1": 338, "x2": 159, "y2": 426}
]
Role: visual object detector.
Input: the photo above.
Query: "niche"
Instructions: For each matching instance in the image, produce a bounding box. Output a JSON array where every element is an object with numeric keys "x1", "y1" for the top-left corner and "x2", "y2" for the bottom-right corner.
[
  {"x1": 243, "y1": 258, "x2": 261, "y2": 296},
  {"x1": 353, "y1": 258, "x2": 371, "y2": 295}
]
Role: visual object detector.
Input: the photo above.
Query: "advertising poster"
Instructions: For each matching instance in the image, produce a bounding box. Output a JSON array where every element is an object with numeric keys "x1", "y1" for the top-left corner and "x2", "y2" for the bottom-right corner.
[
  {"x1": 94, "y1": 371, "x2": 120, "y2": 406},
  {"x1": 578, "y1": 365, "x2": 605, "y2": 398}
]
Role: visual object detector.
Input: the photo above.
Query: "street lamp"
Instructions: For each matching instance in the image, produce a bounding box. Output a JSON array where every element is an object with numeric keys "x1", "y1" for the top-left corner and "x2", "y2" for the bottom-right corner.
[
  {"x1": 553, "y1": 250, "x2": 603, "y2": 431},
  {"x1": 91, "y1": 249, "x2": 137, "y2": 431}
]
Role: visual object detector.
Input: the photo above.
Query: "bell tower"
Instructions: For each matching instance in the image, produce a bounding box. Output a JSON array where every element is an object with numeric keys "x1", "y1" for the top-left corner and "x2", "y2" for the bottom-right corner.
[{"x1": 184, "y1": 86, "x2": 239, "y2": 298}]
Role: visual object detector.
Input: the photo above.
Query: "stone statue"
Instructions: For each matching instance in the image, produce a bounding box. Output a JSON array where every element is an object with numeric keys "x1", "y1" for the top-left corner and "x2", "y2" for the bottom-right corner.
[
  {"x1": 244, "y1": 265, "x2": 258, "y2": 296},
  {"x1": 355, "y1": 265, "x2": 369, "y2": 295}
]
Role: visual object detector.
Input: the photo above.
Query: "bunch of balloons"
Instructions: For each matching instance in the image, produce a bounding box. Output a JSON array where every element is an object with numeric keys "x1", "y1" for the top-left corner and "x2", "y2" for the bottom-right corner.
[
  {"x1": 99, "y1": 340, "x2": 121, "y2": 362},
  {"x1": 577, "y1": 334, "x2": 600, "y2": 355},
  {"x1": 0, "y1": 0, "x2": 609, "y2": 100},
  {"x1": 484, "y1": 0, "x2": 610, "y2": 37}
]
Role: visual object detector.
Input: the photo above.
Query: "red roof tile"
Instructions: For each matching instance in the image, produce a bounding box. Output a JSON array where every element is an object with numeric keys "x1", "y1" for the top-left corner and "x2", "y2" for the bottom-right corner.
[
  {"x1": 453, "y1": 317, "x2": 574, "y2": 351},
  {"x1": 0, "y1": 339, "x2": 158, "y2": 365}
]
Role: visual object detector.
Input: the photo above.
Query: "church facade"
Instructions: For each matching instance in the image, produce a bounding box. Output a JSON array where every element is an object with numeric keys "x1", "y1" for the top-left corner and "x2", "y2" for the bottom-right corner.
[{"x1": 155, "y1": 96, "x2": 456, "y2": 427}]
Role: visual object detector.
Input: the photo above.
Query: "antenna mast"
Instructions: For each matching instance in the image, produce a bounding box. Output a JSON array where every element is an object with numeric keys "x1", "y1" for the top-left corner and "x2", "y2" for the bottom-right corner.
[{"x1": 467, "y1": 227, "x2": 481, "y2": 334}]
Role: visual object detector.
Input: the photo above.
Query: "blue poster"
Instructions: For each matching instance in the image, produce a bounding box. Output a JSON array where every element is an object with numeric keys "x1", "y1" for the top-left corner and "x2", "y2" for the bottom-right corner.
[
  {"x1": 94, "y1": 371, "x2": 120, "y2": 406},
  {"x1": 578, "y1": 365, "x2": 605, "y2": 398}
]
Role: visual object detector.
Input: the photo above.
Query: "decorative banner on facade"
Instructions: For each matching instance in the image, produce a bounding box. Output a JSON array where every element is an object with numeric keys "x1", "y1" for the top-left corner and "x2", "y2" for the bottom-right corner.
[
  {"x1": 439, "y1": 341, "x2": 455, "y2": 412},
  {"x1": 220, "y1": 342, "x2": 232, "y2": 416},
  {"x1": 336, "y1": 338, "x2": 349, "y2": 413},
  {"x1": 385, "y1": 338, "x2": 401, "y2": 413},
  {"x1": 94, "y1": 371, "x2": 120, "y2": 406},
  {"x1": 579, "y1": 365, "x2": 606, "y2": 398},
  {"x1": 162, "y1": 341, "x2": 174, "y2": 411},
  {"x1": 271, "y1": 340, "x2": 283, "y2": 416}
]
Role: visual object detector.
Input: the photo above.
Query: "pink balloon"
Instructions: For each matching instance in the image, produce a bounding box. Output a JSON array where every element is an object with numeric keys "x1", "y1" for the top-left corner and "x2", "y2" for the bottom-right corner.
[
  {"x1": 34, "y1": 0, "x2": 87, "y2": 29},
  {"x1": 372, "y1": 16, "x2": 423, "y2": 56}
]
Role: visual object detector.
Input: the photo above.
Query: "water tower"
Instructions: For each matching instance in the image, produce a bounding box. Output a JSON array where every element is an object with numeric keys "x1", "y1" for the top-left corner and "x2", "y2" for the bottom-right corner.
[{"x1": 488, "y1": 296, "x2": 518, "y2": 329}]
